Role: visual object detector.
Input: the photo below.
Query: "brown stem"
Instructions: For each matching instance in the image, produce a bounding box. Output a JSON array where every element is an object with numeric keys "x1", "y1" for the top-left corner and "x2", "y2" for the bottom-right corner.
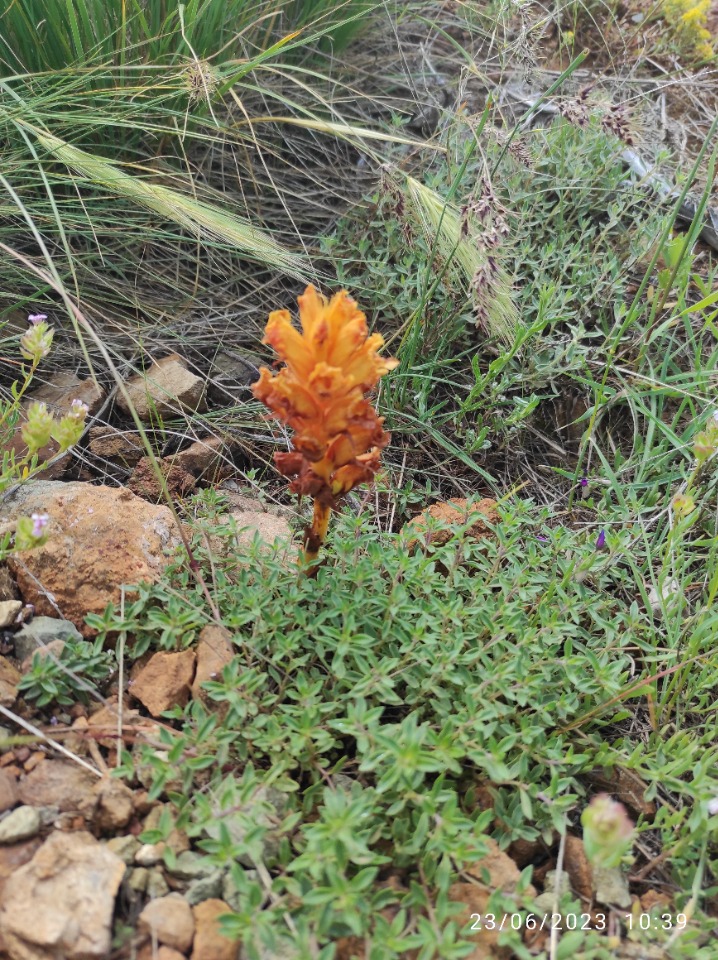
[{"x1": 302, "y1": 499, "x2": 331, "y2": 569}]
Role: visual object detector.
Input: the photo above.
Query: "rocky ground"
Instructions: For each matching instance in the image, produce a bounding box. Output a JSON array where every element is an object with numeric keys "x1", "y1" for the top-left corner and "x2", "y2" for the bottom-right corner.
[{"x1": 0, "y1": 356, "x2": 298, "y2": 960}]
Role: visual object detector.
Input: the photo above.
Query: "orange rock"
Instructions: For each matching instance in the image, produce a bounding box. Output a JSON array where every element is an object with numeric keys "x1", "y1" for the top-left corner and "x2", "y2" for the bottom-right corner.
[
  {"x1": 564, "y1": 834, "x2": 593, "y2": 901},
  {"x1": 139, "y1": 893, "x2": 195, "y2": 954},
  {"x1": 191, "y1": 899, "x2": 236, "y2": 960},
  {"x1": 137, "y1": 946, "x2": 187, "y2": 960},
  {"x1": 4, "y1": 481, "x2": 182, "y2": 636},
  {"x1": 465, "y1": 837, "x2": 528, "y2": 893},
  {"x1": 130, "y1": 649, "x2": 197, "y2": 717},
  {"x1": 640, "y1": 889, "x2": 673, "y2": 911},
  {"x1": 403, "y1": 498, "x2": 499, "y2": 549},
  {"x1": 448, "y1": 884, "x2": 511, "y2": 960},
  {"x1": 128, "y1": 456, "x2": 197, "y2": 503},
  {"x1": 191, "y1": 625, "x2": 234, "y2": 711}
]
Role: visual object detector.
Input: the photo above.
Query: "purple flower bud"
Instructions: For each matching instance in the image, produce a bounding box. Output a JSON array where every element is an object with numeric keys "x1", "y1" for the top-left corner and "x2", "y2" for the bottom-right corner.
[
  {"x1": 595, "y1": 530, "x2": 606, "y2": 550},
  {"x1": 30, "y1": 513, "x2": 49, "y2": 538},
  {"x1": 537, "y1": 535, "x2": 549, "y2": 542},
  {"x1": 69, "y1": 398, "x2": 89, "y2": 418},
  {"x1": 580, "y1": 477, "x2": 588, "y2": 487},
  {"x1": 28, "y1": 313, "x2": 48, "y2": 325}
]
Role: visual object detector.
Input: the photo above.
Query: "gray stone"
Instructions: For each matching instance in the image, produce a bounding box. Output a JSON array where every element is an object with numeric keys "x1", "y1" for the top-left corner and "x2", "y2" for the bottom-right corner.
[
  {"x1": 185, "y1": 869, "x2": 224, "y2": 906},
  {"x1": 0, "y1": 805, "x2": 41, "y2": 843},
  {"x1": 127, "y1": 867, "x2": 149, "y2": 893},
  {"x1": 14, "y1": 617, "x2": 82, "y2": 663},
  {"x1": 146, "y1": 867, "x2": 170, "y2": 899},
  {"x1": 106, "y1": 834, "x2": 141, "y2": 865},
  {"x1": 37, "y1": 805, "x2": 60, "y2": 826},
  {"x1": 166, "y1": 849, "x2": 217, "y2": 881},
  {"x1": 594, "y1": 865, "x2": 632, "y2": 908},
  {"x1": 135, "y1": 842, "x2": 164, "y2": 866}
]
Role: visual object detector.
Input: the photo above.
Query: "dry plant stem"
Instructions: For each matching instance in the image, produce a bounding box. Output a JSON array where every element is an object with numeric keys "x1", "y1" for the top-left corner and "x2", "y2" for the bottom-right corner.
[{"x1": 303, "y1": 500, "x2": 332, "y2": 567}]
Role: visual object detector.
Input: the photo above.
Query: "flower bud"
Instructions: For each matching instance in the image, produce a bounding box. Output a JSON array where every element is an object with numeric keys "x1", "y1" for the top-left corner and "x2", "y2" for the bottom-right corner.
[
  {"x1": 21, "y1": 402, "x2": 54, "y2": 453},
  {"x1": 20, "y1": 320, "x2": 53, "y2": 364},
  {"x1": 14, "y1": 513, "x2": 50, "y2": 552},
  {"x1": 581, "y1": 794, "x2": 634, "y2": 868},
  {"x1": 52, "y1": 412, "x2": 85, "y2": 451},
  {"x1": 672, "y1": 492, "x2": 696, "y2": 521}
]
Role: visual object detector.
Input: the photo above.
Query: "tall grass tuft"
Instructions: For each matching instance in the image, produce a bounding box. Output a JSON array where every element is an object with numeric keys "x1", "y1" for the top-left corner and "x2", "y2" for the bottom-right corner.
[{"x1": 404, "y1": 175, "x2": 519, "y2": 344}]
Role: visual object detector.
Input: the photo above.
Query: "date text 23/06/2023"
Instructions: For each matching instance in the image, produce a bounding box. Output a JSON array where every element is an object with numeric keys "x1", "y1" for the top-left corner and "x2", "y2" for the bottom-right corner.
[{"x1": 467, "y1": 912, "x2": 688, "y2": 933}]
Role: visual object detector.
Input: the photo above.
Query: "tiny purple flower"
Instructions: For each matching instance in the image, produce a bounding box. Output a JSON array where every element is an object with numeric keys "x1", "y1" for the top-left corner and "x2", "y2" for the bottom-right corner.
[
  {"x1": 50, "y1": 716, "x2": 59, "y2": 726},
  {"x1": 537, "y1": 535, "x2": 549, "y2": 542},
  {"x1": 595, "y1": 530, "x2": 607, "y2": 550},
  {"x1": 28, "y1": 313, "x2": 48, "y2": 325},
  {"x1": 580, "y1": 477, "x2": 588, "y2": 487},
  {"x1": 69, "y1": 398, "x2": 89, "y2": 418},
  {"x1": 30, "y1": 513, "x2": 49, "y2": 538}
]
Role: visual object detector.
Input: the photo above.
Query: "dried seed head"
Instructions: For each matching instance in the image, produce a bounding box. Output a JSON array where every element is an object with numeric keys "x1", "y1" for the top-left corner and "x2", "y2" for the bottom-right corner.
[{"x1": 183, "y1": 59, "x2": 219, "y2": 103}]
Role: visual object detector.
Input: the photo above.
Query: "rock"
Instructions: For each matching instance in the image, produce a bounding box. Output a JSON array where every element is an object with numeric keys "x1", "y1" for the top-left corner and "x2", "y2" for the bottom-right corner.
[
  {"x1": 0, "y1": 568, "x2": 18, "y2": 603},
  {"x1": 128, "y1": 867, "x2": 149, "y2": 893},
  {"x1": 27, "y1": 371, "x2": 105, "y2": 418},
  {"x1": 584, "y1": 766, "x2": 656, "y2": 819},
  {"x1": 168, "y1": 850, "x2": 217, "y2": 882},
  {"x1": 593, "y1": 865, "x2": 631, "y2": 908},
  {"x1": 138, "y1": 892, "x2": 195, "y2": 953},
  {"x1": 106, "y1": 835, "x2": 141, "y2": 865},
  {"x1": 18, "y1": 759, "x2": 97, "y2": 813},
  {"x1": 130, "y1": 649, "x2": 196, "y2": 717},
  {"x1": 230, "y1": 508, "x2": 293, "y2": 552},
  {"x1": 0, "y1": 837, "x2": 43, "y2": 900},
  {"x1": 118, "y1": 353, "x2": 207, "y2": 420},
  {"x1": 186, "y1": 870, "x2": 224, "y2": 906},
  {"x1": 191, "y1": 898, "x2": 236, "y2": 960},
  {"x1": 533, "y1": 870, "x2": 571, "y2": 913},
  {"x1": 3, "y1": 482, "x2": 181, "y2": 636},
  {"x1": 191, "y1": 625, "x2": 234, "y2": 709},
  {"x1": 0, "y1": 806, "x2": 40, "y2": 843},
  {"x1": 0, "y1": 658, "x2": 20, "y2": 708},
  {"x1": 135, "y1": 843, "x2": 164, "y2": 866},
  {"x1": 404, "y1": 497, "x2": 499, "y2": 549},
  {"x1": 20, "y1": 638, "x2": 65, "y2": 674},
  {"x1": 89, "y1": 777, "x2": 134, "y2": 831},
  {"x1": 465, "y1": 837, "x2": 529, "y2": 893},
  {"x1": 13, "y1": 617, "x2": 82, "y2": 664},
  {"x1": 564, "y1": 834, "x2": 593, "y2": 901},
  {"x1": 169, "y1": 436, "x2": 234, "y2": 484},
  {"x1": 448, "y1": 885, "x2": 511, "y2": 959},
  {"x1": 0, "y1": 830, "x2": 124, "y2": 960},
  {"x1": 87, "y1": 426, "x2": 143, "y2": 467},
  {"x1": 0, "y1": 770, "x2": 18, "y2": 814},
  {"x1": 147, "y1": 867, "x2": 170, "y2": 899},
  {"x1": 208, "y1": 350, "x2": 263, "y2": 404},
  {"x1": 138, "y1": 947, "x2": 187, "y2": 960},
  {"x1": 128, "y1": 456, "x2": 197, "y2": 503},
  {"x1": 0, "y1": 601, "x2": 21, "y2": 629},
  {"x1": 36, "y1": 806, "x2": 59, "y2": 827}
]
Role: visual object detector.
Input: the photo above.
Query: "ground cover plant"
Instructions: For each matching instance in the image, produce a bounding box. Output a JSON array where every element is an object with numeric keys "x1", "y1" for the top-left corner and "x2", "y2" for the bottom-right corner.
[{"x1": 0, "y1": 1, "x2": 718, "y2": 958}]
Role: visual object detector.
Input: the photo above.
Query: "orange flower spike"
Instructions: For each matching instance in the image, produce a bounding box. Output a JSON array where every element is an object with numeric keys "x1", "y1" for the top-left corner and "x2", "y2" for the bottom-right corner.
[{"x1": 252, "y1": 284, "x2": 397, "y2": 568}]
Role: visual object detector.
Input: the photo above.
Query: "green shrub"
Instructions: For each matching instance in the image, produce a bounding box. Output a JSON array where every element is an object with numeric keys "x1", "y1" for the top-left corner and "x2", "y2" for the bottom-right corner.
[{"x1": 90, "y1": 498, "x2": 718, "y2": 956}]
